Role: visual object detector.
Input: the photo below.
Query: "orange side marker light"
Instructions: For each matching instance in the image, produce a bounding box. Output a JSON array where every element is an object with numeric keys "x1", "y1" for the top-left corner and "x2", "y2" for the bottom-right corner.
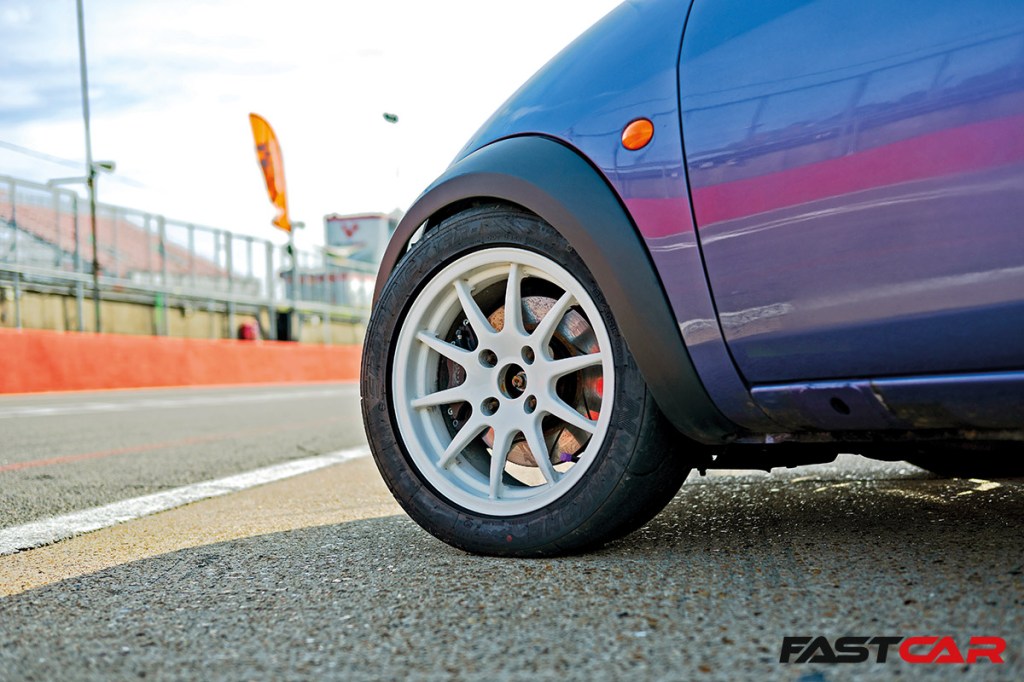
[{"x1": 621, "y1": 118, "x2": 654, "y2": 150}]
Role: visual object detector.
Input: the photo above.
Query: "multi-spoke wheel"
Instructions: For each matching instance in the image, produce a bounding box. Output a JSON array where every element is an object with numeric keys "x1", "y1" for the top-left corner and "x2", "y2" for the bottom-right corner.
[
  {"x1": 393, "y1": 248, "x2": 613, "y2": 515},
  {"x1": 362, "y1": 206, "x2": 693, "y2": 556}
]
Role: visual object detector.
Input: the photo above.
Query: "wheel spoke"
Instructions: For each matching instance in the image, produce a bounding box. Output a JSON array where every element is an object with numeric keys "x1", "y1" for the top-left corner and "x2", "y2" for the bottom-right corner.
[
  {"x1": 503, "y1": 263, "x2": 524, "y2": 335},
  {"x1": 544, "y1": 396, "x2": 597, "y2": 433},
  {"x1": 411, "y1": 385, "x2": 470, "y2": 410},
  {"x1": 415, "y1": 331, "x2": 472, "y2": 363},
  {"x1": 488, "y1": 427, "x2": 517, "y2": 499},
  {"x1": 438, "y1": 418, "x2": 488, "y2": 469},
  {"x1": 530, "y1": 291, "x2": 574, "y2": 349},
  {"x1": 454, "y1": 279, "x2": 495, "y2": 338},
  {"x1": 524, "y1": 419, "x2": 560, "y2": 485},
  {"x1": 392, "y1": 243, "x2": 614, "y2": 516},
  {"x1": 546, "y1": 351, "x2": 603, "y2": 378}
]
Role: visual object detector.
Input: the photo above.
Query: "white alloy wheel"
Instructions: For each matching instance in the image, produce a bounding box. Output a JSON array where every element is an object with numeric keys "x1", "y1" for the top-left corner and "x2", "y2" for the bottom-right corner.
[{"x1": 391, "y1": 247, "x2": 615, "y2": 516}]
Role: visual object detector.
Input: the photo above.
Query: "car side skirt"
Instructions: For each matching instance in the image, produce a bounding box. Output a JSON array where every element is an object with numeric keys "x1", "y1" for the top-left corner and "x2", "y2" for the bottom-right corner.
[{"x1": 751, "y1": 370, "x2": 1024, "y2": 433}]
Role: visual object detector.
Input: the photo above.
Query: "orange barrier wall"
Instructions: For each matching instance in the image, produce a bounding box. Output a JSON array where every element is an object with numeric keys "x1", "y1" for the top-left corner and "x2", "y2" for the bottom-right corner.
[{"x1": 0, "y1": 328, "x2": 362, "y2": 394}]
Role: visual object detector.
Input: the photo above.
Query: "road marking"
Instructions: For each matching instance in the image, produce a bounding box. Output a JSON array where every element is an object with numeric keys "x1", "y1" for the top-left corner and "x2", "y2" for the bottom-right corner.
[
  {"x1": 956, "y1": 479, "x2": 1002, "y2": 496},
  {"x1": 0, "y1": 386, "x2": 358, "y2": 420},
  {"x1": 0, "y1": 445, "x2": 370, "y2": 556}
]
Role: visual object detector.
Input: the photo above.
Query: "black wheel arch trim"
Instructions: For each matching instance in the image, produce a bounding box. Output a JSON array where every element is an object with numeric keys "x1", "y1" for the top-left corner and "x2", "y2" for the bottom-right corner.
[{"x1": 372, "y1": 135, "x2": 740, "y2": 444}]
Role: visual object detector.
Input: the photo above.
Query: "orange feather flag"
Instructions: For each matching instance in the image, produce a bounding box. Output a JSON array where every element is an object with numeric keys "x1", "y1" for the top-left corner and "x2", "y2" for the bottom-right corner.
[{"x1": 249, "y1": 113, "x2": 291, "y2": 232}]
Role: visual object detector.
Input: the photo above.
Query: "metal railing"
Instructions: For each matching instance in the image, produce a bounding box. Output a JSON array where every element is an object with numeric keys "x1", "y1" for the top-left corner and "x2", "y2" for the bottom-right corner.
[{"x1": 0, "y1": 174, "x2": 376, "y2": 340}]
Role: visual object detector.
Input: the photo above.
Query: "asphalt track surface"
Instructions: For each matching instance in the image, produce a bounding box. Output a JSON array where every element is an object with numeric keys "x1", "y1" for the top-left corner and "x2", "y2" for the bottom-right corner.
[
  {"x1": 0, "y1": 383, "x2": 364, "y2": 527},
  {"x1": 1, "y1": 386, "x2": 1022, "y2": 681}
]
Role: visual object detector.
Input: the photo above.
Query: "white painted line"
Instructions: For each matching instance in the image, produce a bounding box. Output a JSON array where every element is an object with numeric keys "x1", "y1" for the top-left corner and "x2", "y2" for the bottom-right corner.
[
  {"x1": 0, "y1": 445, "x2": 371, "y2": 556},
  {"x1": 0, "y1": 386, "x2": 358, "y2": 420}
]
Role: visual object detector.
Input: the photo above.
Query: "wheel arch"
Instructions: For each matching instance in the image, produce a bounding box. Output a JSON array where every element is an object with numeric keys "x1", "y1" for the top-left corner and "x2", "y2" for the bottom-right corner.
[{"x1": 374, "y1": 135, "x2": 739, "y2": 444}]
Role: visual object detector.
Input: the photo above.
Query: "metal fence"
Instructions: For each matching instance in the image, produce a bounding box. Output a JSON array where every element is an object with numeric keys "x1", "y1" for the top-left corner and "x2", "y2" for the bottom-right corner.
[{"x1": 0, "y1": 174, "x2": 376, "y2": 340}]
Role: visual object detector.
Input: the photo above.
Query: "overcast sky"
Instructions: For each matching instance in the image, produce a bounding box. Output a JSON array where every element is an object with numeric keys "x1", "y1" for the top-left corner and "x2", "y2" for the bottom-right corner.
[{"x1": 0, "y1": 0, "x2": 621, "y2": 249}]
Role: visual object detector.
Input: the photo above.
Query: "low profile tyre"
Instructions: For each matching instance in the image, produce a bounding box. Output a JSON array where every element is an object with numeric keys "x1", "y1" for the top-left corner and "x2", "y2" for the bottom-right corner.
[{"x1": 361, "y1": 205, "x2": 694, "y2": 556}]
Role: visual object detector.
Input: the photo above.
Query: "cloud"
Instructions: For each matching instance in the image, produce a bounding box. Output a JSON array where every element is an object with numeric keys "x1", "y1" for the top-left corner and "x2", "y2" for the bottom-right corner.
[
  {"x1": 0, "y1": 61, "x2": 152, "y2": 127},
  {"x1": 1, "y1": 0, "x2": 623, "y2": 247}
]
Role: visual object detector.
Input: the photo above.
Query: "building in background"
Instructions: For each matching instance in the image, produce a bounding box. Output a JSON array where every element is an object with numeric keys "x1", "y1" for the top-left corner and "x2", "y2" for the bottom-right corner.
[
  {"x1": 283, "y1": 211, "x2": 401, "y2": 310},
  {"x1": 324, "y1": 211, "x2": 401, "y2": 263}
]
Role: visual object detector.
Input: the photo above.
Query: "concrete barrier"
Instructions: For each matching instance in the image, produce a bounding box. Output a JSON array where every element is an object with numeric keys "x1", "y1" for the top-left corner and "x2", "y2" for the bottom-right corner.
[{"x1": 0, "y1": 328, "x2": 361, "y2": 394}]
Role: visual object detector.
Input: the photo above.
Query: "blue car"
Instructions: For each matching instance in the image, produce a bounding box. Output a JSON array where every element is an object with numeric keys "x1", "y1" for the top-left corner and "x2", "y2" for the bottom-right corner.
[{"x1": 361, "y1": 0, "x2": 1024, "y2": 556}]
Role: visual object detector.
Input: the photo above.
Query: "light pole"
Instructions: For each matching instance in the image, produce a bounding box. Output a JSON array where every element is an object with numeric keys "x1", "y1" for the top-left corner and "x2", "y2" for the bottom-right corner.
[
  {"x1": 382, "y1": 112, "x2": 399, "y2": 207},
  {"x1": 46, "y1": 157, "x2": 115, "y2": 334},
  {"x1": 288, "y1": 220, "x2": 304, "y2": 341},
  {"x1": 77, "y1": 0, "x2": 101, "y2": 332}
]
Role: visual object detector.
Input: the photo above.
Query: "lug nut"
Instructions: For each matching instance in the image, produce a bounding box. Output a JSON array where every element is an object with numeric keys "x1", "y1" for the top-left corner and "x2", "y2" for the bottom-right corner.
[
  {"x1": 482, "y1": 397, "x2": 500, "y2": 416},
  {"x1": 511, "y1": 371, "x2": 527, "y2": 391}
]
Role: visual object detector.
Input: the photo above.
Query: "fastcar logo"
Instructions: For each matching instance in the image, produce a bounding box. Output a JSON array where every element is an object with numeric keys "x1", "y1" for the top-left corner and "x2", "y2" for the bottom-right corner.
[{"x1": 780, "y1": 636, "x2": 1006, "y2": 664}]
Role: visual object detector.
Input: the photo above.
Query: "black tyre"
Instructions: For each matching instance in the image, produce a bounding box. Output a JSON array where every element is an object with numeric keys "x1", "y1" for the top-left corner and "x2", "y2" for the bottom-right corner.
[{"x1": 361, "y1": 205, "x2": 697, "y2": 556}]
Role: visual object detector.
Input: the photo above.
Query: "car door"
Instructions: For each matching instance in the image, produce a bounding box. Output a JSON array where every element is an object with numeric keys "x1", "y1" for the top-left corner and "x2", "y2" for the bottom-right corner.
[{"x1": 679, "y1": 0, "x2": 1024, "y2": 385}]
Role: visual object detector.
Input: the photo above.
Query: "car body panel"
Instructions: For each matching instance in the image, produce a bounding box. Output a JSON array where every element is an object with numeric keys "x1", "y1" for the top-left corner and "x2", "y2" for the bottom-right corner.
[
  {"x1": 454, "y1": 0, "x2": 776, "y2": 431},
  {"x1": 375, "y1": 0, "x2": 1023, "y2": 443},
  {"x1": 680, "y1": 0, "x2": 1024, "y2": 388},
  {"x1": 752, "y1": 371, "x2": 1024, "y2": 432}
]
